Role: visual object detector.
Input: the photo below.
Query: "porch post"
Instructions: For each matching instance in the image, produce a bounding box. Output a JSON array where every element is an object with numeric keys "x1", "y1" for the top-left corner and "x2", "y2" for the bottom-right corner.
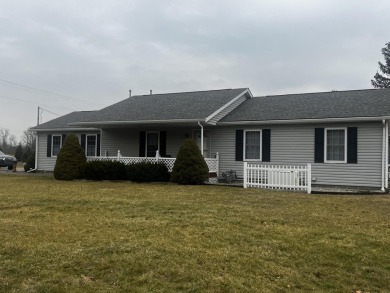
[
  {"x1": 307, "y1": 163, "x2": 312, "y2": 194},
  {"x1": 216, "y1": 152, "x2": 219, "y2": 177},
  {"x1": 197, "y1": 121, "x2": 204, "y2": 156},
  {"x1": 243, "y1": 162, "x2": 248, "y2": 188}
]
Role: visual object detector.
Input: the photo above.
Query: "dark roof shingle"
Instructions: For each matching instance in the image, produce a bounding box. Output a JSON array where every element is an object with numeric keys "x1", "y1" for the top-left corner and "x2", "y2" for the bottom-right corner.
[
  {"x1": 31, "y1": 111, "x2": 98, "y2": 130},
  {"x1": 220, "y1": 88, "x2": 390, "y2": 122},
  {"x1": 92, "y1": 88, "x2": 248, "y2": 122}
]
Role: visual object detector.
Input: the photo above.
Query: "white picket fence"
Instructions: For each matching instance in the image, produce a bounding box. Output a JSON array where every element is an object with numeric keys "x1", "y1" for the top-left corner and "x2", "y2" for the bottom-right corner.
[
  {"x1": 87, "y1": 150, "x2": 219, "y2": 174},
  {"x1": 244, "y1": 163, "x2": 311, "y2": 194}
]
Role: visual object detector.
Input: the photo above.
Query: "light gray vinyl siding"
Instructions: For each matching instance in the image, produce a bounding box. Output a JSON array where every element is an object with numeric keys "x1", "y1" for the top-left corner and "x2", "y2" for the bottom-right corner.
[
  {"x1": 211, "y1": 122, "x2": 383, "y2": 188},
  {"x1": 101, "y1": 127, "x2": 201, "y2": 158},
  {"x1": 36, "y1": 131, "x2": 100, "y2": 171},
  {"x1": 101, "y1": 129, "x2": 139, "y2": 157},
  {"x1": 207, "y1": 95, "x2": 248, "y2": 124}
]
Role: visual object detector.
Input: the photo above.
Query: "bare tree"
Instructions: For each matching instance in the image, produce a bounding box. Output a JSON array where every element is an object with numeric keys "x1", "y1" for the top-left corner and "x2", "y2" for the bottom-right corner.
[
  {"x1": 0, "y1": 127, "x2": 10, "y2": 148},
  {"x1": 0, "y1": 127, "x2": 18, "y2": 154},
  {"x1": 22, "y1": 128, "x2": 36, "y2": 148}
]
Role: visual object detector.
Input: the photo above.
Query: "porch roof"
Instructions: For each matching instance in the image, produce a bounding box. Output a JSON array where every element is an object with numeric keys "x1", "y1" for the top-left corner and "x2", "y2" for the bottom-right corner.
[
  {"x1": 30, "y1": 111, "x2": 100, "y2": 131},
  {"x1": 220, "y1": 88, "x2": 390, "y2": 124}
]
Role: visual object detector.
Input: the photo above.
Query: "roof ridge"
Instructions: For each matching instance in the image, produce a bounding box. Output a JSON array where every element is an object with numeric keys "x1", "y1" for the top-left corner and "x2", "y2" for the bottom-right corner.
[
  {"x1": 255, "y1": 88, "x2": 389, "y2": 99},
  {"x1": 132, "y1": 88, "x2": 248, "y2": 97}
]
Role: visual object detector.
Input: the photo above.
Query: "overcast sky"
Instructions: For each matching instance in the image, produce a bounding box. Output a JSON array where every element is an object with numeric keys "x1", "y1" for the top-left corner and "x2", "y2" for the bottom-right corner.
[{"x1": 0, "y1": 0, "x2": 389, "y2": 140}]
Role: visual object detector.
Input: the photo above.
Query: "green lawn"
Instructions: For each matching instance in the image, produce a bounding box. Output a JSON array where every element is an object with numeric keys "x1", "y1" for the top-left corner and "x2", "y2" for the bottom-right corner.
[{"x1": 0, "y1": 174, "x2": 389, "y2": 292}]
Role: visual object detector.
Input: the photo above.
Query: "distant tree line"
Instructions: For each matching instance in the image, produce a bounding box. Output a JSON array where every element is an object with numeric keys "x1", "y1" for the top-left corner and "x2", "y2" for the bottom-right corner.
[{"x1": 0, "y1": 127, "x2": 36, "y2": 163}]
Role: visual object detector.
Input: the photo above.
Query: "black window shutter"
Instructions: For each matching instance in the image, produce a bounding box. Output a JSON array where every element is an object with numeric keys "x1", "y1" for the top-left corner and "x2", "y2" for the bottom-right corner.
[
  {"x1": 47, "y1": 134, "x2": 52, "y2": 157},
  {"x1": 62, "y1": 134, "x2": 67, "y2": 146},
  {"x1": 235, "y1": 129, "x2": 244, "y2": 161},
  {"x1": 347, "y1": 127, "x2": 358, "y2": 163},
  {"x1": 97, "y1": 134, "x2": 101, "y2": 157},
  {"x1": 314, "y1": 128, "x2": 324, "y2": 163},
  {"x1": 262, "y1": 129, "x2": 271, "y2": 162},
  {"x1": 160, "y1": 131, "x2": 167, "y2": 157},
  {"x1": 139, "y1": 131, "x2": 146, "y2": 157},
  {"x1": 80, "y1": 134, "x2": 86, "y2": 152}
]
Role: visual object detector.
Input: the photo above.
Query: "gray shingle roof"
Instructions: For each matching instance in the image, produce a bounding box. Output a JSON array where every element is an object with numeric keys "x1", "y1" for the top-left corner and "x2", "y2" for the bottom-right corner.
[
  {"x1": 31, "y1": 111, "x2": 98, "y2": 130},
  {"x1": 88, "y1": 88, "x2": 248, "y2": 122},
  {"x1": 220, "y1": 88, "x2": 390, "y2": 122}
]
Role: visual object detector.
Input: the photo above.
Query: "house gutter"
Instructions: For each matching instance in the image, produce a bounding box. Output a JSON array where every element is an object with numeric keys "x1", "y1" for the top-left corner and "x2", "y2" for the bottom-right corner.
[
  {"x1": 30, "y1": 128, "x2": 101, "y2": 132},
  {"x1": 217, "y1": 116, "x2": 390, "y2": 126},
  {"x1": 69, "y1": 119, "x2": 206, "y2": 127},
  {"x1": 198, "y1": 121, "x2": 204, "y2": 156}
]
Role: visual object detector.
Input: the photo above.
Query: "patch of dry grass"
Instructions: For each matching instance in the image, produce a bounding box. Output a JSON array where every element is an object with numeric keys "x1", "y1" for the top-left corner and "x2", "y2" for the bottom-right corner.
[{"x1": 0, "y1": 174, "x2": 389, "y2": 292}]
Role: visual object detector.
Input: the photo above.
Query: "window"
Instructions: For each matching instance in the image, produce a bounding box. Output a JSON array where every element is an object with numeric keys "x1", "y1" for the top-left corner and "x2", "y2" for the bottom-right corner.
[
  {"x1": 86, "y1": 135, "x2": 97, "y2": 156},
  {"x1": 146, "y1": 132, "x2": 159, "y2": 157},
  {"x1": 244, "y1": 130, "x2": 262, "y2": 160},
  {"x1": 52, "y1": 135, "x2": 62, "y2": 156},
  {"x1": 325, "y1": 128, "x2": 346, "y2": 163}
]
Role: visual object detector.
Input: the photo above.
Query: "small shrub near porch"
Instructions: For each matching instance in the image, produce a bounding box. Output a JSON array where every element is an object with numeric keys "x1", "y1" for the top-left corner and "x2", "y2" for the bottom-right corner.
[
  {"x1": 54, "y1": 134, "x2": 86, "y2": 180},
  {"x1": 84, "y1": 160, "x2": 170, "y2": 182},
  {"x1": 84, "y1": 161, "x2": 128, "y2": 181},
  {"x1": 127, "y1": 162, "x2": 170, "y2": 182},
  {"x1": 171, "y1": 138, "x2": 209, "y2": 185}
]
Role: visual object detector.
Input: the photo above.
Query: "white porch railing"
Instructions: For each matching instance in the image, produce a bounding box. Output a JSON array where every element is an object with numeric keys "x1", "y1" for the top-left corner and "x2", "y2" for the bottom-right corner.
[
  {"x1": 244, "y1": 163, "x2": 311, "y2": 194},
  {"x1": 87, "y1": 150, "x2": 219, "y2": 174}
]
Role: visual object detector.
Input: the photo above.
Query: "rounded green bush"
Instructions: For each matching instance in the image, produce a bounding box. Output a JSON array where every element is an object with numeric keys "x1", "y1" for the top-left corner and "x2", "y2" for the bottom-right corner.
[
  {"x1": 54, "y1": 134, "x2": 86, "y2": 180},
  {"x1": 171, "y1": 139, "x2": 208, "y2": 185}
]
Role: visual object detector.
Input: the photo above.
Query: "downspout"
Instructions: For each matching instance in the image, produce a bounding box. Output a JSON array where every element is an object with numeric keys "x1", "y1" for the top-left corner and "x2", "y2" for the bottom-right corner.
[
  {"x1": 197, "y1": 121, "x2": 204, "y2": 156},
  {"x1": 386, "y1": 120, "x2": 389, "y2": 189},
  {"x1": 382, "y1": 120, "x2": 386, "y2": 191},
  {"x1": 35, "y1": 133, "x2": 38, "y2": 170}
]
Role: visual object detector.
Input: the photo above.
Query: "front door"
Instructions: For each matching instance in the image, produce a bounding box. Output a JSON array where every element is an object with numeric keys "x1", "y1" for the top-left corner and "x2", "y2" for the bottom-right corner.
[
  {"x1": 146, "y1": 132, "x2": 159, "y2": 157},
  {"x1": 194, "y1": 130, "x2": 210, "y2": 158}
]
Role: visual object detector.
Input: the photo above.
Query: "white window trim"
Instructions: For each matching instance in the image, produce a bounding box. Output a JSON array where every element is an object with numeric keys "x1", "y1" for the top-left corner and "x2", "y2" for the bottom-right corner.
[
  {"x1": 85, "y1": 134, "x2": 97, "y2": 157},
  {"x1": 324, "y1": 127, "x2": 347, "y2": 163},
  {"x1": 244, "y1": 129, "x2": 262, "y2": 161},
  {"x1": 51, "y1": 134, "x2": 62, "y2": 157},
  {"x1": 146, "y1": 131, "x2": 160, "y2": 157}
]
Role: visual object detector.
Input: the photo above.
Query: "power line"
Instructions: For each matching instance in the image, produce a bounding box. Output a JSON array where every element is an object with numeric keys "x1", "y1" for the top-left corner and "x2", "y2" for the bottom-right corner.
[
  {"x1": 0, "y1": 94, "x2": 74, "y2": 112},
  {"x1": 40, "y1": 107, "x2": 61, "y2": 117},
  {"x1": 0, "y1": 77, "x2": 105, "y2": 106}
]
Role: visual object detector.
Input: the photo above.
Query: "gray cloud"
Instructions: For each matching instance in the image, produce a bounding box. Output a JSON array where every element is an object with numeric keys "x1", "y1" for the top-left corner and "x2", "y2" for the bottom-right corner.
[{"x1": 0, "y1": 0, "x2": 389, "y2": 138}]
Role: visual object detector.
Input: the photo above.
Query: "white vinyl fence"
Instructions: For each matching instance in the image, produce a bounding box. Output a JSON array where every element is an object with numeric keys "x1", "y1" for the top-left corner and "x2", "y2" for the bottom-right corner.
[{"x1": 244, "y1": 163, "x2": 311, "y2": 194}]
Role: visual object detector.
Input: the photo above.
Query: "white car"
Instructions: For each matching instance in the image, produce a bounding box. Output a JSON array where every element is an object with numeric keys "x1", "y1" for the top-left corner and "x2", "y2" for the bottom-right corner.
[{"x1": 0, "y1": 151, "x2": 17, "y2": 170}]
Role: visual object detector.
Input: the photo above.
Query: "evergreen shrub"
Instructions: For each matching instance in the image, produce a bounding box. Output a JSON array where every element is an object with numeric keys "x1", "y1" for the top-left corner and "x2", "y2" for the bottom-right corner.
[
  {"x1": 53, "y1": 134, "x2": 86, "y2": 180},
  {"x1": 84, "y1": 160, "x2": 127, "y2": 181},
  {"x1": 171, "y1": 139, "x2": 208, "y2": 185},
  {"x1": 127, "y1": 162, "x2": 170, "y2": 182}
]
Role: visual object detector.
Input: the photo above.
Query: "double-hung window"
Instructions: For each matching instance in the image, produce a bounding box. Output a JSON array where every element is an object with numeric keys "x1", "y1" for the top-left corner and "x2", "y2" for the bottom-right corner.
[
  {"x1": 52, "y1": 135, "x2": 62, "y2": 157},
  {"x1": 325, "y1": 128, "x2": 347, "y2": 163},
  {"x1": 86, "y1": 135, "x2": 97, "y2": 156},
  {"x1": 244, "y1": 130, "x2": 262, "y2": 160}
]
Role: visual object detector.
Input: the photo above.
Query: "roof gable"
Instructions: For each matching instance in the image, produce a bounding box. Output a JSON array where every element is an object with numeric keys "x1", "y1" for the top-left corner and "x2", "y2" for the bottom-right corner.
[{"x1": 88, "y1": 88, "x2": 249, "y2": 124}]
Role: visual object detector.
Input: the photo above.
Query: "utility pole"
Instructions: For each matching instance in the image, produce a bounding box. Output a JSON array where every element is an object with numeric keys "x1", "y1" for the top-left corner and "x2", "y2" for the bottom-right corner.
[{"x1": 37, "y1": 106, "x2": 40, "y2": 125}]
